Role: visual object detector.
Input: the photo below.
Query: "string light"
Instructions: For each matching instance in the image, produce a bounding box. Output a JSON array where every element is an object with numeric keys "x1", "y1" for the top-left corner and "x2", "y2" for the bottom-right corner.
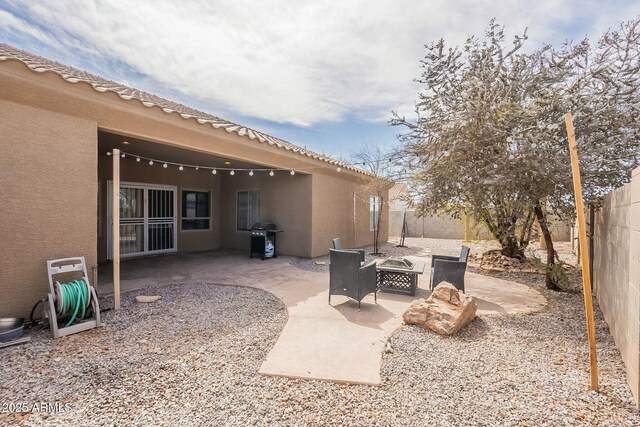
[{"x1": 110, "y1": 150, "x2": 363, "y2": 176}]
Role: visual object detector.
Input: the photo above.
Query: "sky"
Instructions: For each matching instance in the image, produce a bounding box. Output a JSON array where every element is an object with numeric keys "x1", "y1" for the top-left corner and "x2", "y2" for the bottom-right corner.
[{"x1": 1, "y1": 0, "x2": 639, "y2": 159}]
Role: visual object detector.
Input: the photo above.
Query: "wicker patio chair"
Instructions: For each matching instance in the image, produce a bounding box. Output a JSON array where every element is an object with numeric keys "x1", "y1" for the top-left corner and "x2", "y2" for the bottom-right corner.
[
  {"x1": 332, "y1": 238, "x2": 366, "y2": 263},
  {"x1": 430, "y1": 246, "x2": 471, "y2": 292},
  {"x1": 329, "y1": 249, "x2": 377, "y2": 311}
]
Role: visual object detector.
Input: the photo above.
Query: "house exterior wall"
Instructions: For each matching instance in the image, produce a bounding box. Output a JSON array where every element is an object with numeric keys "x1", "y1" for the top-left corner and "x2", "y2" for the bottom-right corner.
[
  {"x1": 310, "y1": 173, "x2": 389, "y2": 258},
  {"x1": 0, "y1": 59, "x2": 384, "y2": 318},
  {"x1": 219, "y1": 172, "x2": 313, "y2": 257},
  {"x1": 0, "y1": 100, "x2": 97, "y2": 318},
  {"x1": 593, "y1": 167, "x2": 640, "y2": 406},
  {"x1": 97, "y1": 154, "x2": 222, "y2": 263}
]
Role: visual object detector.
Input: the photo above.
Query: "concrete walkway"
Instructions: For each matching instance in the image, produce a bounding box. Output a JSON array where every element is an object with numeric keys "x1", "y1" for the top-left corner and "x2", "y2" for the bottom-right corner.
[{"x1": 97, "y1": 251, "x2": 546, "y2": 385}]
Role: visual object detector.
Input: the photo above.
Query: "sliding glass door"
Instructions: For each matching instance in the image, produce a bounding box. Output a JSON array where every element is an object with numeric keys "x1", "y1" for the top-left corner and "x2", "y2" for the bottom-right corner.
[{"x1": 107, "y1": 182, "x2": 177, "y2": 259}]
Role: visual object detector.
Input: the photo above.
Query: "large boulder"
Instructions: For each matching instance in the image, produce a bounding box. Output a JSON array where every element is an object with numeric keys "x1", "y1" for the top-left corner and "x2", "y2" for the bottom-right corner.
[{"x1": 403, "y1": 282, "x2": 477, "y2": 335}]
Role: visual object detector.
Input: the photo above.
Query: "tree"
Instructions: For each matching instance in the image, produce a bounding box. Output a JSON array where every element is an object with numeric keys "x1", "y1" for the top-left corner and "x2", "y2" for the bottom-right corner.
[
  {"x1": 392, "y1": 19, "x2": 640, "y2": 289},
  {"x1": 350, "y1": 145, "x2": 395, "y2": 255}
]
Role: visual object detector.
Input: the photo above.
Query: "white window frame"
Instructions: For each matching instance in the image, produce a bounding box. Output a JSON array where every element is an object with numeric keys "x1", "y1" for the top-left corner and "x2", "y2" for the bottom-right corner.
[
  {"x1": 370, "y1": 196, "x2": 380, "y2": 231},
  {"x1": 107, "y1": 181, "x2": 178, "y2": 259},
  {"x1": 236, "y1": 189, "x2": 261, "y2": 231},
  {"x1": 180, "y1": 188, "x2": 212, "y2": 232}
]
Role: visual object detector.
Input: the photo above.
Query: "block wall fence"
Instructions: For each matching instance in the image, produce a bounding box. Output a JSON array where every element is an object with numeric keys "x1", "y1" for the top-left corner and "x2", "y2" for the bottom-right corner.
[{"x1": 592, "y1": 166, "x2": 640, "y2": 407}]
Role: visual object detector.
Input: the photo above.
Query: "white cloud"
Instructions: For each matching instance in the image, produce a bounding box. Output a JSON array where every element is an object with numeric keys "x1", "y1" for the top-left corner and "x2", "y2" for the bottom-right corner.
[{"x1": 2, "y1": 0, "x2": 639, "y2": 126}]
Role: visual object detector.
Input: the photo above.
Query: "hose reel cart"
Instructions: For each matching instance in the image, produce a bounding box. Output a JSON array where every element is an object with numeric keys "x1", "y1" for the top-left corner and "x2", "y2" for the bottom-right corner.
[{"x1": 44, "y1": 257, "x2": 101, "y2": 339}]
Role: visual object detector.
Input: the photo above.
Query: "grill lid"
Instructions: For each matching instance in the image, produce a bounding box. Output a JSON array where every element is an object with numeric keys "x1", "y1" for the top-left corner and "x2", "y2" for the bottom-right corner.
[{"x1": 251, "y1": 222, "x2": 276, "y2": 230}]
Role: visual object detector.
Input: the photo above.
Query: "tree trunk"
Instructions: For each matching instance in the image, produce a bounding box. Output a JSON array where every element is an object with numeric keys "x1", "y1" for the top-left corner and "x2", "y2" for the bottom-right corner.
[
  {"x1": 500, "y1": 238, "x2": 525, "y2": 259},
  {"x1": 478, "y1": 209, "x2": 526, "y2": 259},
  {"x1": 533, "y1": 202, "x2": 561, "y2": 291},
  {"x1": 518, "y1": 209, "x2": 535, "y2": 250}
]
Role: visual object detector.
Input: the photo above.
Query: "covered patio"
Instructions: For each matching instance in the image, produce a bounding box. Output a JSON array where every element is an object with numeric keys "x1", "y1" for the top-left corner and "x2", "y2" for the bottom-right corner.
[
  {"x1": 97, "y1": 129, "x2": 316, "y2": 264},
  {"x1": 97, "y1": 247, "x2": 547, "y2": 385}
]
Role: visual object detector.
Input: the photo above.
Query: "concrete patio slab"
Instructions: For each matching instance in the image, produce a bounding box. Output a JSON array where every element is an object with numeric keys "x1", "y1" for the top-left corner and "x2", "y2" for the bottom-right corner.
[{"x1": 97, "y1": 250, "x2": 547, "y2": 385}]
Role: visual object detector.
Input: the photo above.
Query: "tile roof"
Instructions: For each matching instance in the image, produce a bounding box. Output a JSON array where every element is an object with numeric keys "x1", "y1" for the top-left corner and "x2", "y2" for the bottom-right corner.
[
  {"x1": 389, "y1": 182, "x2": 408, "y2": 200},
  {"x1": 0, "y1": 43, "x2": 368, "y2": 175}
]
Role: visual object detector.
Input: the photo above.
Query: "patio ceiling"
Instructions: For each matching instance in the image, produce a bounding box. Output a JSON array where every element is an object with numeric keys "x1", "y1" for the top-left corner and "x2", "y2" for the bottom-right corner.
[{"x1": 98, "y1": 130, "x2": 284, "y2": 171}]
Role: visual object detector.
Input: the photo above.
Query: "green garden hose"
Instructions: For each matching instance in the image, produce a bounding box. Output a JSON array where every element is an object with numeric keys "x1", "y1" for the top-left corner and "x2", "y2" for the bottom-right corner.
[{"x1": 57, "y1": 279, "x2": 89, "y2": 327}]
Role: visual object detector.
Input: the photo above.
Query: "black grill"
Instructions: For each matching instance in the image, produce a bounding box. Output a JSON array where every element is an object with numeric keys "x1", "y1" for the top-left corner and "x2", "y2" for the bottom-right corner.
[{"x1": 250, "y1": 223, "x2": 282, "y2": 260}]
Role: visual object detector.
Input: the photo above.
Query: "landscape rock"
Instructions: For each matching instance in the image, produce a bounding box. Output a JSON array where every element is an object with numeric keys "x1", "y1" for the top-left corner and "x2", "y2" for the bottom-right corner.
[{"x1": 403, "y1": 282, "x2": 477, "y2": 335}]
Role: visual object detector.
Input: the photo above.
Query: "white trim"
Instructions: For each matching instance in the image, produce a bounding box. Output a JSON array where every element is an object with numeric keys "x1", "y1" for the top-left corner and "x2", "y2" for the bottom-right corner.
[
  {"x1": 236, "y1": 189, "x2": 261, "y2": 232},
  {"x1": 97, "y1": 180, "x2": 102, "y2": 239},
  {"x1": 107, "y1": 180, "x2": 178, "y2": 259},
  {"x1": 180, "y1": 188, "x2": 212, "y2": 232}
]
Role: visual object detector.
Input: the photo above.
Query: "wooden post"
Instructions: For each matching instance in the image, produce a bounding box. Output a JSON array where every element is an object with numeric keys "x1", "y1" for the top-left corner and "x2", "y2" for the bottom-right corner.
[
  {"x1": 565, "y1": 112, "x2": 598, "y2": 391},
  {"x1": 112, "y1": 148, "x2": 121, "y2": 310},
  {"x1": 464, "y1": 211, "x2": 471, "y2": 242}
]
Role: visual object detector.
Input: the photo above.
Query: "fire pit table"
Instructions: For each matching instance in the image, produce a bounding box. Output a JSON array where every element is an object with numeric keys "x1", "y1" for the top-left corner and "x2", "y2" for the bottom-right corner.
[{"x1": 376, "y1": 257, "x2": 425, "y2": 296}]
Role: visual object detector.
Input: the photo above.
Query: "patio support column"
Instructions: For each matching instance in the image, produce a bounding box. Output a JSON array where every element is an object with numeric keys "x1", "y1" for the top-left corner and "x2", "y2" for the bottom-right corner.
[{"x1": 112, "y1": 148, "x2": 121, "y2": 310}]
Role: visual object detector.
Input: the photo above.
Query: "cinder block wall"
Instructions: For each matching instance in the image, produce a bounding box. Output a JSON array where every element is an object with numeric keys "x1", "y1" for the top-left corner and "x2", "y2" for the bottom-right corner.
[
  {"x1": 390, "y1": 209, "x2": 571, "y2": 242},
  {"x1": 0, "y1": 100, "x2": 97, "y2": 318},
  {"x1": 593, "y1": 167, "x2": 640, "y2": 406},
  {"x1": 388, "y1": 210, "x2": 489, "y2": 239}
]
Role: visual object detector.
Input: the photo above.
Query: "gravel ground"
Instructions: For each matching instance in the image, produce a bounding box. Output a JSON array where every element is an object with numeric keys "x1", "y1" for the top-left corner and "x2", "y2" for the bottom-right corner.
[
  {"x1": 2, "y1": 253, "x2": 639, "y2": 426},
  {"x1": 290, "y1": 237, "x2": 501, "y2": 273}
]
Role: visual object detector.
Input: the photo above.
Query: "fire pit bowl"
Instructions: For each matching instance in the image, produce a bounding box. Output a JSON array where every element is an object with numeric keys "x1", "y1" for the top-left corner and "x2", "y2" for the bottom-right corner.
[
  {"x1": 379, "y1": 257, "x2": 415, "y2": 270},
  {"x1": 0, "y1": 318, "x2": 24, "y2": 342}
]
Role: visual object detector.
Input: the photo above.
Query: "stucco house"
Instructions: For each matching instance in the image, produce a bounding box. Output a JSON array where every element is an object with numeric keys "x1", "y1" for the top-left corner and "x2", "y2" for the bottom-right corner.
[{"x1": 0, "y1": 44, "x2": 389, "y2": 318}]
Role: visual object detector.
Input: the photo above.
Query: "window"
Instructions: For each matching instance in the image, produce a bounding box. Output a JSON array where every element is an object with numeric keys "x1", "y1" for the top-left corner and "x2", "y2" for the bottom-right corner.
[
  {"x1": 370, "y1": 196, "x2": 380, "y2": 231},
  {"x1": 181, "y1": 190, "x2": 210, "y2": 230},
  {"x1": 237, "y1": 190, "x2": 260, "y2": 230}
]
